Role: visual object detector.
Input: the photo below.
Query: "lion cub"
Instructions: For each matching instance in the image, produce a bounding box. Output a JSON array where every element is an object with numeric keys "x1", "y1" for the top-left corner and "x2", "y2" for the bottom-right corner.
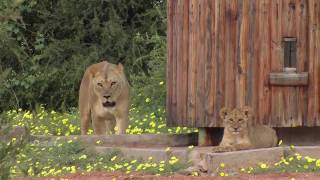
[
  {"x1": 79, "y1": 61, "x2": 129, "y2": 135},
  {"x1": 213, "y1": 107, "x2": 278, "y2": 152}
]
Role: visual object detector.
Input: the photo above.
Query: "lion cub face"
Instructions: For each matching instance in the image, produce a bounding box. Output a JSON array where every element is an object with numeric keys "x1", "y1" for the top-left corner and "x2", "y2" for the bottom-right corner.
[
  {"x1": 92, "y1": 63, "x2": 125, "y2": 107},
  {"x1": 220, "y1": 107, "x2": 252, "y2": 135}
]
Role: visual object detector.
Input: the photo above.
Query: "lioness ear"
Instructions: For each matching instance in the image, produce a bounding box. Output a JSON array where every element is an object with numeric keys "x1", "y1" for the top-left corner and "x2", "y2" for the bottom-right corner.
[
  {"x1": 89, "y1": 66, "x2": 99, "y2": 78},
  {"x1": 242, "y1": 106, "x2": 252, "y2": 118},
  {"x1": 219, "y1": 107, "x2": 229, "y2": 119},
  {"x1": 117, "y1": 63, "x2": 124, "y2": 71}
]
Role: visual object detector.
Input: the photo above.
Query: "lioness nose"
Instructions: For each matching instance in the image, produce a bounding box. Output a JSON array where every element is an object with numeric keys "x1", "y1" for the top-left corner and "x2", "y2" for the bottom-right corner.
[{"x1": 104, "y1": 95, "x2": 111, "y2": 99}]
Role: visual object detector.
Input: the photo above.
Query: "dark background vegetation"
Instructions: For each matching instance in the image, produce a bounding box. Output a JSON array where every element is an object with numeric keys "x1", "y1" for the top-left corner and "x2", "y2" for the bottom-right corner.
[{"x1": 0, "y1": 0, "x2": 167, "y2": 111}]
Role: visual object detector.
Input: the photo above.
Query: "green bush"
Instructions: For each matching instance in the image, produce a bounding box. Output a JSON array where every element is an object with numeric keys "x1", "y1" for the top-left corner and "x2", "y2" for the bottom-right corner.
[{"x1": 0, "y1": 0, "x2": 167, "y2": 111}]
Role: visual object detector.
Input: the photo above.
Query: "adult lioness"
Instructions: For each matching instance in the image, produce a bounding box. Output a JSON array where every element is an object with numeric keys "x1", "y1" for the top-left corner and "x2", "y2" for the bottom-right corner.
[
  {"x1": 213, "y1": 107, "x2": 278, "y2": 152},
  {"x1": 79, "y1": 61, "x2": 129, "y2": 135}
]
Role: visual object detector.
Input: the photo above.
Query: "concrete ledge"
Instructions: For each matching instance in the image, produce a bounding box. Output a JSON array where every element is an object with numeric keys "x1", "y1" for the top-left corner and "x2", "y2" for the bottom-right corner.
[
  {"x1": 31, "y1": 133, "x2": 198, "y2": 147},
  {"x1": 95, "y1": 146, "x2": 190, "y2": 163},
  {"x1": 0, "y1": 126, "x2": 29, "y2": 142},
  {"x1": 205, "y1": 147, "x2": 285, "y2": 173}
]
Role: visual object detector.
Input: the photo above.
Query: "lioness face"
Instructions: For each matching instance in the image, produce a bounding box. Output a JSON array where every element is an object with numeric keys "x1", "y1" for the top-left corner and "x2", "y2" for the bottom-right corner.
[
  {"x1": 220, "y1": 107, "x2": 252, "y2": 135},
  {"x1": 92, "y1": 64, "x2": 124, "y2": 107}
]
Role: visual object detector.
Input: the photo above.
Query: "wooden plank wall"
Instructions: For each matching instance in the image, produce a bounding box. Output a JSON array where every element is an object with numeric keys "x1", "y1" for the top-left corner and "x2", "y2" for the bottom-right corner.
[{"x1": 167, "y1": 0, "x2": 320, "y2": 127}]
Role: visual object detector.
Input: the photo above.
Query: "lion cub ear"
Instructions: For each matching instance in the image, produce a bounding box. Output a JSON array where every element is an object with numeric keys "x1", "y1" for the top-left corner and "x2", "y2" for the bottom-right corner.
[
  {"x1": 242, "y1": 106, "x2": 253, "y2": 118},
  {"x1": 117, "y1": 63, "x2": 124, "y2": 71},
  {"x1": 219, "y1": 107, "x2": 230, "y2": 119}
]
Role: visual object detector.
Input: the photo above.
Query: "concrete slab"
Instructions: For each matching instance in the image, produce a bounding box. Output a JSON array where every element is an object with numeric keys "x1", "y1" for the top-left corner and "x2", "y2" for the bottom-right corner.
[
  {"x1": 95, "y1": 146, "x2": 214, "y2": 163},
  {"x1": 31, "y1": 133, "x2": 198, "y2": 147},
  {"x1": 95, "y1": 146, "x2": 189, "y2": 162},
  {"x1": 0, "y1": 126, "x2": 29, "y2": 142},
  {"x1": 205, "y1": 147, "x2": 285, "y2": 174}
]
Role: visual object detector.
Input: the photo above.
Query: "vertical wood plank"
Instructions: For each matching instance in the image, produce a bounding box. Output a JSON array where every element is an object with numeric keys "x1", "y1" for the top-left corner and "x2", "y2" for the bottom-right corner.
[
  {"x1": 171, "y1": 0, "x2": 178, "y2": 126},
  {"x1": 246, "y1": 0, "x2": 257, "y2": 119},
  {"x1": 187, "y1": 0, "x2": 198, "y2": 127},
  {"x1": 166, "y1": 0, "x2": 174, "y2": 126},
  {"x1": 195, "y1": 0, "x2": 206, "y2": 127},
  {"x1": 307, "y1": 0, "x2": 320, "y2": 126},
  {"x1": 296, "y1": 0, "x2": 308, "y2": 126},
  {"x1": 253, "y1": 0, "x2": 261, "y2": 125},
  {"x1": 259, "y1": 0, "x2": 271, "y2": 125},
  {"x1": 270, "y1": 0, "x2": 284, "y2": 127},
  {"x1": 175, "y1": 0, "x2": 182, "y2": 125},
  {"x1": 208, "y1": 0, "x2": 218, "y2": 127},
  {"x1": 182, "y1": 0, "x2": 190, "y2": 126},
  {"x1": 175, "y1": 0, "x2": 189, "y2": 126},
  {"x1": 204, "y1": 0, "x2": 215, "y2": 127},
  {"x1": 216, "y1": 0, "x2": 227, "y2": 126},
  {"x1": 224, "y1": 0, "x2": 237, "y2": 109},
  {"x1": 237, "y1": 0, "x2": 247, "y2": 108}
]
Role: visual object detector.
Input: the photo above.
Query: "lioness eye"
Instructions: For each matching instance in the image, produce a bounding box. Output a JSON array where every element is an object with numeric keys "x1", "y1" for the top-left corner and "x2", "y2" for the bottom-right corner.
[
  {"x1": 229, "y1": 119, "x2": 234, "y2": 122},
  {"x1": 97, "y1": 83, "x2": 103, "y2": 87},
  {"x1": 111, "y1": 81, "x2": 116, "y2": 86}
]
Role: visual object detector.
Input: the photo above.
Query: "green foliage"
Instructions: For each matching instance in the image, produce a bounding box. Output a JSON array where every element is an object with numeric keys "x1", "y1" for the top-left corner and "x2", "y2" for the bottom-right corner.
[
  {"x1": 0, "y1": 0, "x2": 167, "y2": 111},
  {"x1": 2, "y1": 105, "x2": 197, "y2": 136}
]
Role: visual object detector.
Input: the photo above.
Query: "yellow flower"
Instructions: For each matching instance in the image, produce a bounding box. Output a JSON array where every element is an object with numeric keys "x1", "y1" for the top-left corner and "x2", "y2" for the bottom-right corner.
[
  {"x1": 79, "y1": 154, "x2": 87, "y2": 160},
  {"x1": 111, "y1": 156, "x2": 117, "y2": 161},
  {"x1": 260, "y1": 163, "x2": 268, "y2": 169},
  {"x1": 148, "y1": 156, "x2": 153, "y2": 160},
  {"x1": 131, "y1": 160, "x2": 137, "y2": 164},
  {"x1": 145, "y1": 98, "x2": 151, "y2": 103},
  {"x1": 278, "y1": 139, "x2": 283, "y2": 146},
  {"x1": 96, "y1": 140, "x2": 102, "y2": 145},
  {"x1": 159, "y1": 81, "x2": 164, "y2": 85},
  {"x1": 220, "y1": 163, "x2": 225, "y2": 168},
  {"x1": 165, "y1": 147, "x2": 171, "y2": 152},
  {"x1": 70, "y1": 166, "x2": 76, "y2": 173},
  {"x1": 316, "y1": 159, "x2": 320, "y2": 167},
  {"x1": 191, "y1": 171, "x2": 199, "y2": 176},
  {"x1": 188, "y1": 145, "x2": 194, "y2": 149},
  {"x1": 219, "y1": 172, "x2": 225, "y2": 176},
  {"x1": 169, "y1": 156, "x2": 179, "y2": 164},
  {"x1": 296, "y1": 155, "x2": 302, "y2": 160}
]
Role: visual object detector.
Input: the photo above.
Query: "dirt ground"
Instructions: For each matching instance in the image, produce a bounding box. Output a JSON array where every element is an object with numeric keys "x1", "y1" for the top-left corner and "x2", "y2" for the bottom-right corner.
[{"x1": 29, "y1": 172, "x2": 319, "y2": 180}]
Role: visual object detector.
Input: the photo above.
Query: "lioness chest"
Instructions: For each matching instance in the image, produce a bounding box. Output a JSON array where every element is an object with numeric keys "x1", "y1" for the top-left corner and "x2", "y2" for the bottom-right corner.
[{"x1": 92, "y1": 102, "x2": 117, "y2": 119}]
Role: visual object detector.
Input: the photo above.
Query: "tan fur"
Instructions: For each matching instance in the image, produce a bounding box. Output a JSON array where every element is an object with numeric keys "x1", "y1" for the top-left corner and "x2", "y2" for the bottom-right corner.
[
  {"x1": 213, "y1": 107, "x2": 278, "y2": 152},
  {"x1": 79, "y1": 61, "x2": 129, "y2": 135}
]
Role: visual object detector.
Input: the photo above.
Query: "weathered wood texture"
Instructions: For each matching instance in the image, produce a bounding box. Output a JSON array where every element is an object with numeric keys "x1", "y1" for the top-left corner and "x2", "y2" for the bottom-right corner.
[{"x1": 167, "y1": 0, "x2": 320, "y2": 127}]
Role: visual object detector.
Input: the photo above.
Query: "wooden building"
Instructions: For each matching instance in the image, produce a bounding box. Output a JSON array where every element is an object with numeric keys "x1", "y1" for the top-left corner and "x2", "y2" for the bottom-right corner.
[{"x1": 166, "y1": 0, "x2": 320, "y2": 131}]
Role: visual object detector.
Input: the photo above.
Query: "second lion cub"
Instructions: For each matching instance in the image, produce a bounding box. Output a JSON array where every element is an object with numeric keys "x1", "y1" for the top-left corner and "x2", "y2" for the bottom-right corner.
[{"x1": 213, "y1": 107, "x2": 278, "y2": 152}]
